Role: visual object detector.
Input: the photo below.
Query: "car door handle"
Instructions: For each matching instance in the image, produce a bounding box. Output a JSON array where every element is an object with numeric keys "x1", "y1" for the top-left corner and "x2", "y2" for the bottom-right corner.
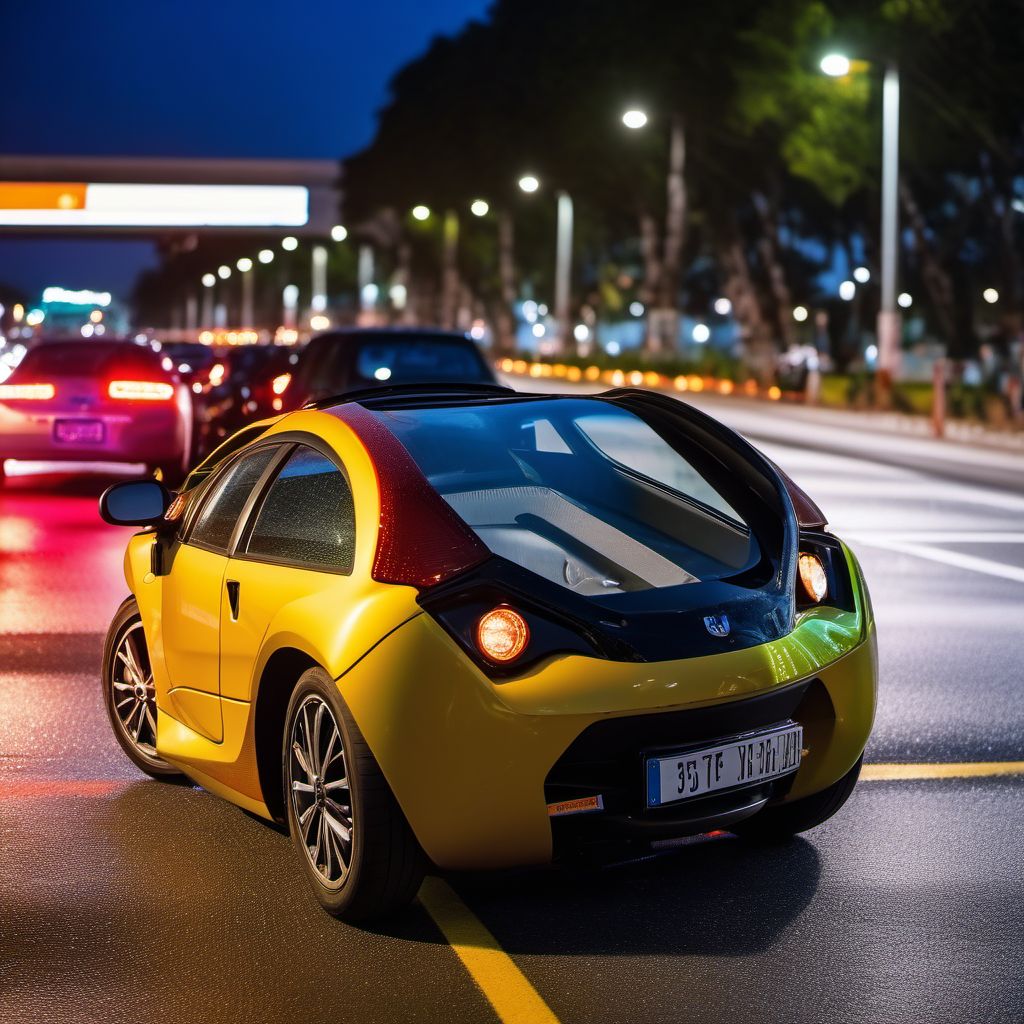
[{"x1": 226, "y1": 580, "x2": 240, "y2": 621}]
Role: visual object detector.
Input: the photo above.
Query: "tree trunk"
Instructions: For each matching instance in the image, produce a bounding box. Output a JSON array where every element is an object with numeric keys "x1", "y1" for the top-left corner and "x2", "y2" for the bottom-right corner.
[
  {"x1": 900, "y1": 181, "x2": 957, "y2": 345},
  {"x1": 752, "y1": 190, "x2": 795, "y2": 350},
  {"x1": 720, "y1": 234, "x2": 776, "y2": 383},
  {"x1": 494, "y1": 209, "x2": 517, "y2": 356},
  {"x1": 440, "y1": 210, "x2": 460, "y2": 330},
  {"x1": 647, "y1": 114, "x2": 686, "y2": 355},
  {"x1": 638, "y1": 210, "x2": 661, "y2": 306}
]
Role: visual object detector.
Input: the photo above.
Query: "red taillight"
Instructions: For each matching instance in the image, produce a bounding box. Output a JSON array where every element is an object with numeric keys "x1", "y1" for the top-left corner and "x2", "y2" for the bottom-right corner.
[
  {"x1": 108, "y1": 380, "x2": 175, "y2": 402},
  {"x1": 331, "y1": 403, "x2": 489, "y2": 589},
  {"x1": 0, "y1": 383, "x2": 56, "y2": 400}
]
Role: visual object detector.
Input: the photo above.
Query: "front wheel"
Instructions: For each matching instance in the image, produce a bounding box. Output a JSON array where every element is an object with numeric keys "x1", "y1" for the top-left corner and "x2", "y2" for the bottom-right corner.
[
  {"x1": 101, "y1": 598, "x2": 182, "y2": 778},
  {"x1": 283, "y1": 667, "x2": 425, "y2": 922},
  {"x1": 733, "y1": 756, "x2": 863, "y2": 842}
]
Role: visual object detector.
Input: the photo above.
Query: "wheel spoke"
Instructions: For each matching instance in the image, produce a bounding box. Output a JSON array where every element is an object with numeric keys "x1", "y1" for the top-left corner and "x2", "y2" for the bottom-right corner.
[
  {"x1": 291, "y1": 781, "x2": 315, "y2": 794},
  {"x1": 116, "y1": 650, "x2": 141, "y2": 685},
  {"x1": 325, "y1": 802, "x2": 351, "y2": 838},
  {"x1": 112, "y1": 680, "x2": 135, "y2": 692},
  {"x1": 311, "y1": 701, "x2": 325, "y2": 775},
  {"x1": 298, "y1": 803, "x2": 318, "y2": 844},
  {"x1": 115, "y1": 696, "x2": 135, "y2": 712},
  {"x1": 292, "y1": 741, "x2": 313, "y2": 780},
  {"x1": 323, "y1": 777, "x2": 348, "y2": 792},
  {"x1": 143, "y1": 704, "x2": 157, "y2": 741},
  {"x1": 322, "y1": 724, "x2": 339, "y2": 773},
  {"x1": 326, "y1": 822, "x2": 346, "y2": 877},
  {"x1": 123, "y1": 631, "x2": 145, "y2": 683}
]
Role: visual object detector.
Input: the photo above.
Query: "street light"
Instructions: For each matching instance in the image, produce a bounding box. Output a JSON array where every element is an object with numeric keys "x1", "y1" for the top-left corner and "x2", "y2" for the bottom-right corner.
[
  {"x1": 839, "y1": 280, "x2": 856, "y2": 301},
  {"x1": 470, "y1": 199, "x2": 489, "y2": 217},
  {"x1": 822, "y1": 53, "x2": 901, "y2": 386},
  {"x1": 853, "y1": 266, "x2": 871, "y2": 284},
  {"x1": 412, "y1": 205, "x2": 431, "y2": 221},
  {"x1": 517, "y1": 174, "x2": 539, "y2": 194},
  {"x1": 281, "y1": 236, "x2": 298, "y2": 251},
  {"x1": 820, "y1": 53, "x2": 851, "y2": 77},
  {"x1": 201, "y1": 273, "x2": 216, "y2": 288},
  {"x1": 331, "y1": 224, "x2": 348, "y2": 242},
  {"x1": 258, "y1": 249, "x2": 274, "y2": 264},
  {"x1": 622, "y1": 109, "x2": 648, "y2": 129},
  {"x1": 983, "y1": 287, "x2": 999, "y2": 304},
  {"x1": 236, "y1": 257, "x2": 253, "y2": 272},
  {"x1": 217, "y1": 265, "x2": 231, "y2": 280}
]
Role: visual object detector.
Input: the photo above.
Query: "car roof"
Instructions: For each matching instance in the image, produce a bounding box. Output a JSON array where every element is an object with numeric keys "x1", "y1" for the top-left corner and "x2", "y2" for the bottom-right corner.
[{"x1": 306, "y1": 327, "x2": 477, "y2": 347}]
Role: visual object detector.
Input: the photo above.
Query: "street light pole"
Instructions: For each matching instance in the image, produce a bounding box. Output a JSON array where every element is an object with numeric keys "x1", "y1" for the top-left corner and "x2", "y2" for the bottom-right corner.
[
  {"x1": 554, "y1": 190, "x2": 574, "y2": 355},
  {"x1": 877, "y1": 62, "x2": 902, "y2": 386}
]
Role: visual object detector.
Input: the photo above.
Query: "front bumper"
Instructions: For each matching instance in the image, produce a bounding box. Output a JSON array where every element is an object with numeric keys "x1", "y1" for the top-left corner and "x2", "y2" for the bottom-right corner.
[{"x1": 338, "y1": 545, "x2": 877, "y2": 871}]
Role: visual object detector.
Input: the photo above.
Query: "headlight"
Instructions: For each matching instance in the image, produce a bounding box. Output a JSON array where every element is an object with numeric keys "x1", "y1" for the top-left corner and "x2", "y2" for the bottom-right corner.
[{"x1": 798, "y1": 552, "x2": 828, "y2": 603}]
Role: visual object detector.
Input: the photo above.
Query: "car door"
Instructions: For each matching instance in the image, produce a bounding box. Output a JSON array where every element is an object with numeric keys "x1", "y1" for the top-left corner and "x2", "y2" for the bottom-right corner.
[
  {"x1": 160, "y1": 444, "x2": 280, "y2": 742},
  {"x1": 219, "y1": 443, "x2": 358, "y2": 705}
]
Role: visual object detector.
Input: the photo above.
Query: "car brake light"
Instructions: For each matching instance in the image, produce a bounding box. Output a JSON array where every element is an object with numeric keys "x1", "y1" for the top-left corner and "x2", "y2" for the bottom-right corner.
[
  {"x1": 108, "y1": 380, "x2": 175, "y2": 401},
  {"x1": 331, "y1": 403, "x2": 489, "y2": 589},
  {"x1": 271, "y1": 372, "x2": 291, "y2": 395},
  {"x1": 476, "y1": 607, "x2": 529, "y2": 663},
  {"x1": 0, "y1": 383, "x2": 56, "y2": 400}
]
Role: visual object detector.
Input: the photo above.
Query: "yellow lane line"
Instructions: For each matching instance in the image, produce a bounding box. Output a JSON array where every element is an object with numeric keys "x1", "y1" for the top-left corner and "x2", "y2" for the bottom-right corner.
[
  {"x1": 862, "y1": 761, "x2": 1024, "y2": 781},
  {"x1": 418, "y1": 876, "x2": 560, "y2": 1024}
]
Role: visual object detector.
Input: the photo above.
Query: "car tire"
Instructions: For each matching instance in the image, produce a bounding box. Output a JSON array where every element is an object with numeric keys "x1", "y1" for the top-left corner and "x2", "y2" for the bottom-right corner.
[
  {"x1": 283, "y1": 667, "x2": 426, "y2": 923},
  {"x1": 732, "y1": 756, "x2": 863, "y2": 842},
  {"x1": 101, "y1": 597, "x2": 183, "y2": 779}
]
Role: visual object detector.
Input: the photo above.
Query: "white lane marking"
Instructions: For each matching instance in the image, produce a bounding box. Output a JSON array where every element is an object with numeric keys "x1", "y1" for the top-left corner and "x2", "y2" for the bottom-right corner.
[
  {"x1": 848, "y1": 535, "x2": 1024, "y2": 583},
  {"x1": 847, "y1": 531, "x2": 1024, "y2": 543},
  {"x1": 793, "y1": 480, "x2": 1024, "y2": 513}
]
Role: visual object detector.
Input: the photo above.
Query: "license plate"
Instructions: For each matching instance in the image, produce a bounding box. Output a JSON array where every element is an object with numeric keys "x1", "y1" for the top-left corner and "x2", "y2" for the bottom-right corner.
[
  {"x1": 646, "y1": 723, "x2": 803, "y2": 807},
  {"x1": 54, "y1": 419, "x2": 105, "y2": 444}
]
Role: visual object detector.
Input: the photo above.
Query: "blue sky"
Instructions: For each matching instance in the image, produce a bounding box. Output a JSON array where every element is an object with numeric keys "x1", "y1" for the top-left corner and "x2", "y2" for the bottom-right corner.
[{"x1": 0, "y1": 0, "x2": 491, "y2": 301}]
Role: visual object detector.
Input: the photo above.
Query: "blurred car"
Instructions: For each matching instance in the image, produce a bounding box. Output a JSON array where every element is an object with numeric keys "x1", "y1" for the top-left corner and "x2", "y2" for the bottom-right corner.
[
  {"x1": 274, "y1": 327, "x2": 495, "y2": 409},
  {"x1": 191, "y1": 344, "x2": 300, "y2": 459},
  {"x1": 98, "y1": 383, "x2": 876, "y2": 921},
  {"x1": 0, "y1": 339, "x2": 191, "y2": 485}
]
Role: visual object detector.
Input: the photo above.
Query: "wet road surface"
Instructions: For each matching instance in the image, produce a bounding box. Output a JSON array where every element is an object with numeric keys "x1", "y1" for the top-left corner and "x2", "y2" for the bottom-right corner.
[{"x1": 2, "y1": 406, "x2": 1024, "y2": 1024}]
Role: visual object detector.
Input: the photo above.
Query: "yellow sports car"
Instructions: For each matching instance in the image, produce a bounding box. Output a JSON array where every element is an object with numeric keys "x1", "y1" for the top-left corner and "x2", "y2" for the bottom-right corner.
[{"x1": 99, "y1": 382, "x2": 876, "y2": 921}]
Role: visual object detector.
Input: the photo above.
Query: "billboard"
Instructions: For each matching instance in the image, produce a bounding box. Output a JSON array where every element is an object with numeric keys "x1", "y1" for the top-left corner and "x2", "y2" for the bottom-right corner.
[{"x1": 0, "y1": 182, "x2": 309, "y2": 227}]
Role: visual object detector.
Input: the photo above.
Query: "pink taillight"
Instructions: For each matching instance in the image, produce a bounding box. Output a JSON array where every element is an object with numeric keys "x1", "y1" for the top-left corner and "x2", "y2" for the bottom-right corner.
[
  {"x1": 0, "y1": 383, "x2": 56, "y2": 400},
  {"x1": 331, "y1": 403, "x2": 489, "y2": 589},
  {"x1": 107, "y1": 380, "x2": 175, "y2": 401}
]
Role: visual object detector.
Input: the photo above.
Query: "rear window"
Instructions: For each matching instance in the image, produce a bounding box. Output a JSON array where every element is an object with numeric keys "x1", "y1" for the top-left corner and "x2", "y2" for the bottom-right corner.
[
  {"x1": 375, "y1": 398, "x2": 756, "y2": 597},
  {"x1": 353, "y1": 338, "x2": 490, "y2": 386},
  {"x1": 15, "y1": 342, "x2": 163, "y2": 378}
]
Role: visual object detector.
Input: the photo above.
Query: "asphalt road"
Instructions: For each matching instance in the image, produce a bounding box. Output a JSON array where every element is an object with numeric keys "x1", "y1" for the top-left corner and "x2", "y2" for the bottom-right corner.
[{"x1": 2, "y1": 394, "x2": 1024, "y2": 1024}]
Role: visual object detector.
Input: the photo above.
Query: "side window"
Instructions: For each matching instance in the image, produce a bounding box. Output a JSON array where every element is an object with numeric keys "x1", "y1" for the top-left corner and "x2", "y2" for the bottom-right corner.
[
  {"x1": 189, "y1": 446, "x2": 277, "y2": 551},
  {"x1": 244, "y1": 447, "x2": 355, "y2": 572}
]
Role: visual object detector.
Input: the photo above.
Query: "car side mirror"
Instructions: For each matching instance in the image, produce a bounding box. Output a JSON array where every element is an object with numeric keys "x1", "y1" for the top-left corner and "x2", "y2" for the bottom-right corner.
[{"x1": 99, "y1": 480, "x2": 173, "y2": 527}]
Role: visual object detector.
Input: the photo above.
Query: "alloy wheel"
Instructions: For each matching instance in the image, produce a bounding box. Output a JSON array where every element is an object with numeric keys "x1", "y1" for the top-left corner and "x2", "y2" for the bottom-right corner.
[
  {"x1": 289, "y1": 694, "x2": 353, "y2": 887},
  {"x1": 110, "y1": 621, "x2": 160, "y2": 759}
]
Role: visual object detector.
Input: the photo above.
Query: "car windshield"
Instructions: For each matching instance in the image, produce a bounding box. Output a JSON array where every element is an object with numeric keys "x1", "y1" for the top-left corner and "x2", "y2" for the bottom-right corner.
[
  {"x1": 374, "y1": 398, "x2": 756, "y2": 596},
  {"x1": 352, "y1": 337, "x2": 490, "y2": 386},
  {"x1": 13, "y1": 341, "x2": 163, "y2": 378}
]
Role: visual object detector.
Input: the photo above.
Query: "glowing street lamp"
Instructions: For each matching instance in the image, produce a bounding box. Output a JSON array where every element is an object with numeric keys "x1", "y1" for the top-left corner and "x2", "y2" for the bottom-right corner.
[
  {"x1": 517, "y1": 174, "x2": 539, "y2": 194},
  {"x1": 258, "y1": 249, "x2": 274, "y2": 264},
  {"x1": 820, "y1": 53, "x2": 851, "y2": 77},
  {"x1": 470, "y1": 199, "x2": 489, "y2": 217},
  {"x1": 983, "y1": 287, "x2": 999, "y2": 304},
  {"x1": 217, "y1": 265, "x2": 231, "y2": 280},
  {"x1": 622, "y1": 109, "x2": 648, "y2": 129},
  {"x1": 281, "y1": 236, "x2": 298, "y2": 251},
  {"x1": 202, "y1": 273, "x2": 216, "y2": 288},
  {"x1": 236, "y1": 257, "x2": 253, "y2": 272},
  {"x1": 331, "y1": 224, "x2": 348, "y2": 242},
  {"x1": 412, "y1": 205, "x2": 431, "y2": 221}
]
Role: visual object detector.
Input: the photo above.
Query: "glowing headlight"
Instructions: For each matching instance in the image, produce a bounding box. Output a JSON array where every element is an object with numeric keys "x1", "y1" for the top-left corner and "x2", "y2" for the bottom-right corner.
[{"x1": 798, "y1": 553, "x2": 828, "y2": 603}]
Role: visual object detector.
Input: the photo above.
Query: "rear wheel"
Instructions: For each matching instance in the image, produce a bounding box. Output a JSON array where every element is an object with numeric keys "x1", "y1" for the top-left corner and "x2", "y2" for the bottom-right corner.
[
  {"x1": 733, "y1": 756, "x2": 862, "y2": 842},
  {"x1": 283, "y1": 667, "x2": 425, "y2": 922},
  {"x1": 102, "y1": 597, "x2": 182, "y2": 778}
]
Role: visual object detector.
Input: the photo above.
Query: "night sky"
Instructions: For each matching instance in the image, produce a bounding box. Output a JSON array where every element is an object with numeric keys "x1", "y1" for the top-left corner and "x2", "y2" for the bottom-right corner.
[{"x1": 0, "y1": 0, "x2": 491, "y2": 304}]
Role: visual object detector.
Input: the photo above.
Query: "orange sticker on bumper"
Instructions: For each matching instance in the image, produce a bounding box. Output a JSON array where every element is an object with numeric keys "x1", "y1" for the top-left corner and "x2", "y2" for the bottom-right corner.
[{"x1": 546, "y1": 795, "x2": 604, "y2": 817}]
